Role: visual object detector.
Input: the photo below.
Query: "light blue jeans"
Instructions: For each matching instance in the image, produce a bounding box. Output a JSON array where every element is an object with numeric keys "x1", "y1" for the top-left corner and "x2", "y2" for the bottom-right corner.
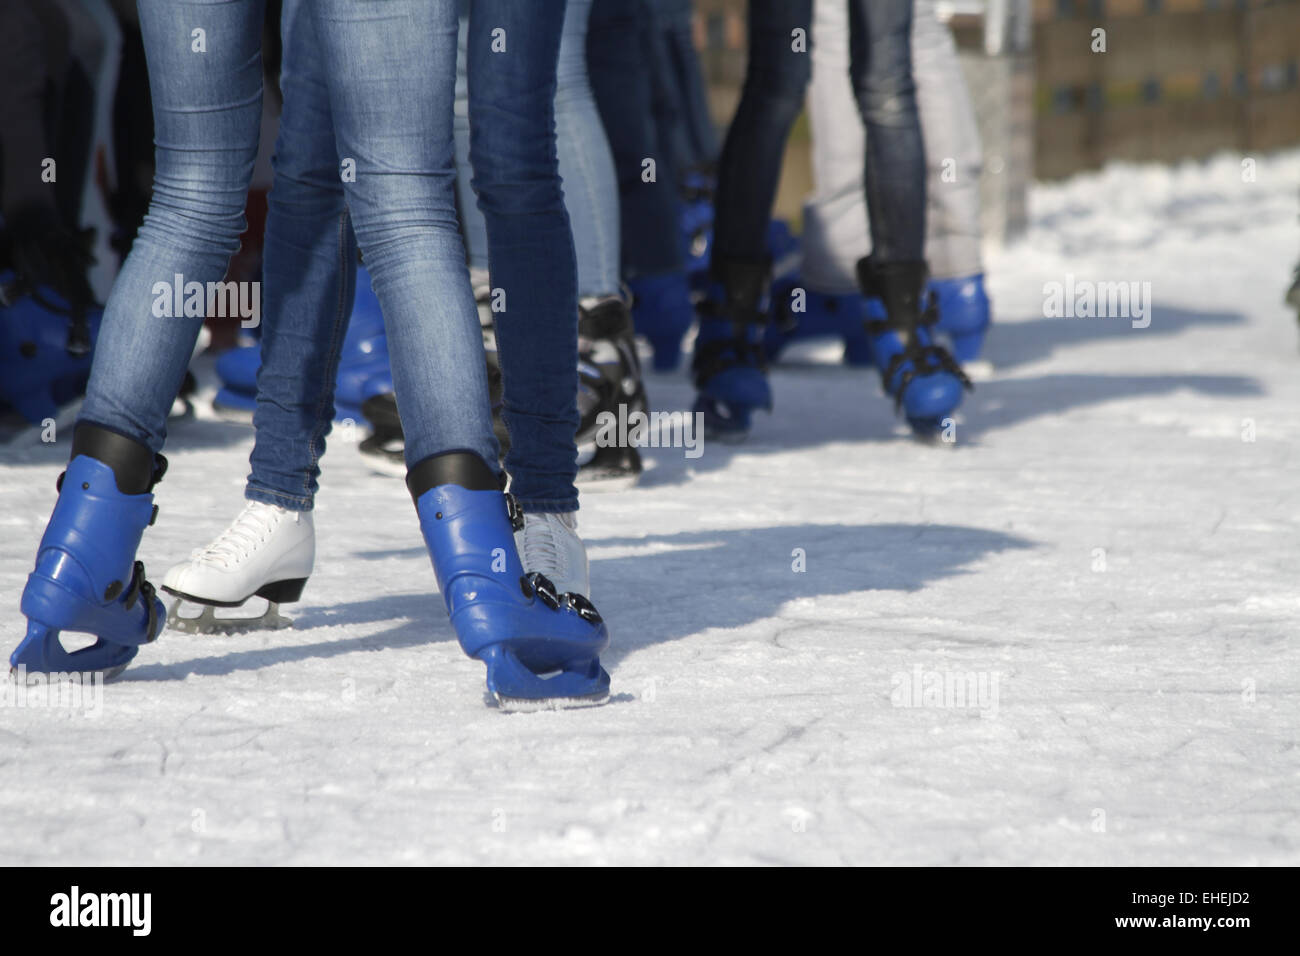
[
  {"x1": 80, "y1": 0, "x2": 267, "y2": 451},
  {"x1": 247, "y1": 0, "x2": 497, "y2": 509},
  {"x1": 80, "y1": 0, "x2": 498, "y2": 498}
]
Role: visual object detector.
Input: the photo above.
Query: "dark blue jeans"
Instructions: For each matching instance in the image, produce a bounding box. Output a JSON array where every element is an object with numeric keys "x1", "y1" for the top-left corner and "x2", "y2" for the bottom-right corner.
[
  {"x1": 712, "y1": 0, "x2": 925, "y2": 269},
  {"x1": 588, "y1": 0, "x2": 682, "y2": 279},
  {"x1": 646, "y1": 0, "x2": 718, "y2": 176},
  {"x1": 463, "y1": 0, "x2": 581, "y2": 513}
]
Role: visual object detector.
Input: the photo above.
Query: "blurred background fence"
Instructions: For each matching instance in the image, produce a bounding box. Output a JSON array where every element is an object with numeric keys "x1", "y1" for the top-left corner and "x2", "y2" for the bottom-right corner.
[{"x1": 691, "y1": 0, "x2": 1300, "y2": 243}]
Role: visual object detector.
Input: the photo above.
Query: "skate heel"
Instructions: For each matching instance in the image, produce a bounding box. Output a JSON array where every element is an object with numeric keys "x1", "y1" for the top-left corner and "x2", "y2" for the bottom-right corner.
[
  {"x1": 21, "y1": 555, "x2": 163, "y2": 650},
  {"x1": 8, "y1": 425, "x2": 167, "y2": 677},
  {"x1": 9, "y1": 618, "x2": 137, "y2": 680},
  {"x1": 479, "y1": 644, "x2": 610, "y2": 711},
  {"x1": 255, "y1": 577, "x2": 307, "y2": 604},
  {"x1": 410, "y1": 452, "x2": 611, "y2": 707}
]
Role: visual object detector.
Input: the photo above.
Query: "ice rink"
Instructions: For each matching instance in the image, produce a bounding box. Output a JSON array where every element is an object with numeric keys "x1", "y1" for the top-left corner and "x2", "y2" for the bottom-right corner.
[{"x1": 1, "y1": 152, "x2": 1297, "y2": 865}]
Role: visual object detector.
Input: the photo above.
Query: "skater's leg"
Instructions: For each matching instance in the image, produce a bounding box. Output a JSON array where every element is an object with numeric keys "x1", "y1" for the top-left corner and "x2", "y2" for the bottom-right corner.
[
  {"x1": 556, "y1": 0, "x2": 621, "y2": 300},
  {"x1": 589, "y1": 0, "x2": 693, "y2": 371},
  {"x1": 13, "y1": 0, "x2": 264, "y2": 673},
  {"x1": 848, "y1": 0, "x2": 971, "y2": 435},
  {"x1": 913, "y1": 0, "x2": 982, "y2": 282},
  {"x1": 302, "y1": 0, "x2": 609, "y2": 706},
  {"x1": 456, "y1": 0, "x2": 623, "y2": 300},
  {"x1": 452, "y1": 1, "x2": 488, "y2": 280},
  {"x1": 466, "y1": 0, "x2": 580, "y2": 516},
  {"x1": 79, "y1": 0, "x2": 265, "y2": 452},
  {"x1": 911, "y1": 0, "x2": 990, "y2": 366},
  {"x1": 309, "y1": 0, "x2": 497, "y2": 470},
  {"x1": 693, "y1": 0, "x2": 812, "y2": 437},
  {"x1": 655, "y1": 0, "x2": 718, "y2": 174},
  {"x1": 539, "y1": 0, "x2": 647, "y2": 496},
  {"x1": 846, "y1": 0, "x2": 925, "y2": 267},
  {"x1": 709, "y1": 0, "x2": 812, "y2": 267},
  {"x1": 163, "y1": 0, "x2": 343, "y2": 625},
  {"x1": 244, "y1": 0, "x2": 357, "y2": 513},
  {"x1": 589, "y1": 0, "x2": 681, "y2": 282}
]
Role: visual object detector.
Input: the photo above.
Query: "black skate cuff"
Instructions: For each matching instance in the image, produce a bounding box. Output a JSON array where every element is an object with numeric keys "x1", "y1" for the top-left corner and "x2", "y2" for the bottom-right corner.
[
  {"x1": 406, "y1": 450, "x2": 503, "y2": 501},
  {"x1": 71, "y1": 422, "x2": 165, "y2": 495}
]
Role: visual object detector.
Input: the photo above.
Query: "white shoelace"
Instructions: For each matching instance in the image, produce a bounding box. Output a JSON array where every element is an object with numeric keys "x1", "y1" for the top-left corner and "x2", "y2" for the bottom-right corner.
[
  {"x1": 191, "y1": 502, "x2": 281, "y2": 569},
  {"x1": 521, "y1": 513, "x2": 573, "y2": 581}
]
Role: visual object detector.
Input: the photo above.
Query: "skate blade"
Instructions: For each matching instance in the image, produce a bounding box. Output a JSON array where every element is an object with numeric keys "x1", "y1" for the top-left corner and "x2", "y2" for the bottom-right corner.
[
  {"x1": 494, "y1": 688, "x2": 611, "y2": 713},
  {"x1": 9, "y1": 662, "x2": 129, "y2": 684},
  {"x1": 166, "y1": 599, "x2": 292, "y2": 635}
]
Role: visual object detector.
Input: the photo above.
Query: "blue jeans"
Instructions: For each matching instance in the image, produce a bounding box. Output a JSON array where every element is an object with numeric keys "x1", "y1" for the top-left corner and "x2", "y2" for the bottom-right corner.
[
  {"x1": 645, "y1": 0, "x2": 717, "y2": 176},
  {"x1": 450, "y1": 0, "x2": 581, "y2": 513},
  {"x1": 80, "y1": 0, "x2": 266, "y2": 451},
  {"x1": 456, "y1": 0, "x2": 619, "y2": 300},
  {"x1": 246, "y1": 0, "x2": 498, "y2": 510},
  {"x1": 712, "y1": 0, "x2": 925, "y2": 268},
  {"x1": 588, "y1": 0, "x2": 683, "y2": 279}
]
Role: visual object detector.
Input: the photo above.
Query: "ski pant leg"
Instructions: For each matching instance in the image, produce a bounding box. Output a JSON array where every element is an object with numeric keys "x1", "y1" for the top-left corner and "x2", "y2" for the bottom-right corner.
[
  {"x1": 912, "y1": 0, "x2": 983, "y2": 280},
  {"x1": 307, "y1": 0, "x2": 499, "y2": 473},
  {"x1": 588, "y1": 0, "x2": 682, "y2": 279},
  {"x1": 800, "y1": 0, "x2": 868, "y2": 295},
  {"x1": 710, "y1": 0, "x2": 812, "y2": 268},
  {"x1": 79, "y1": 0, "x2": 265, "y2": 453},
  {"x1": 244, "y1": 0, "x2": 358, "y2": 512},
  {"x1": 466, "y1": 0, "x2": 580, "y2": 514}
]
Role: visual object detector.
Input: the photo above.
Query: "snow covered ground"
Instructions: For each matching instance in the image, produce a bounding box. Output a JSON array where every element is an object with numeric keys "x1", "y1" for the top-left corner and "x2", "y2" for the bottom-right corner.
[{"x1": 1, "y1": 151, "x2": 1298, "y2": 866}]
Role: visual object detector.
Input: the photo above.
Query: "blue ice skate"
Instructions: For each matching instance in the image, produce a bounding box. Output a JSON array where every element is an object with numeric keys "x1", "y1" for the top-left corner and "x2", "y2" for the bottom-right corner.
[
  {"x1": 691, "y1": 260, "x2": 773, "y2": 440},
  {"x1": 628, "y1": 271, "x2": 695, "y2": 372},
  {"x1": 765, "y1": 276, "x2": 879, "y2": 367},
  {"x1": 692, "y1": 319, "x2": 771, "y2": 440},
  {"x1": 858, "y1": 258, "x2": 971, "y2": 438},
  {"x1": 929, "y1": 273, "x2": 991, "y2": 365},
  {"x1": 410, "y1": 453, "x2": 610, "y2": 709},
  {"x1": 11, "y1": 426, "x2": 167, "y2": 680},
  {"x1": 0, "y1": 273, "x2": 102, "y2": 423}
]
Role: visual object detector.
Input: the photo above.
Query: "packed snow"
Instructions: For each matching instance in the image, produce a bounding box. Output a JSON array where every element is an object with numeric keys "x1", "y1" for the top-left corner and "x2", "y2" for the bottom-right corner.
[{"x1": 1, "y1": 151, "x2": 1298, "y2": 865}]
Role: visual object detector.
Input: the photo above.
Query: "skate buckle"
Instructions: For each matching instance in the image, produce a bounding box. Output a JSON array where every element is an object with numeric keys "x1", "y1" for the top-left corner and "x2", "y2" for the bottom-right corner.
[
  {"x1": 524, "y1": 572, "x2": 561, "y2": 610},
  {"x1": 505, "y1": 493, "x2": 525, "y2": 532}
]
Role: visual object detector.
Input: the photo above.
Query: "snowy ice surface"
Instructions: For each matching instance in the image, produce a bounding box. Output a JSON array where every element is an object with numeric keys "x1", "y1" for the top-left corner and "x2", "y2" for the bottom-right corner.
[{"x1": 1, "y1": 151, "x2": 1298, "y2": 865}]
